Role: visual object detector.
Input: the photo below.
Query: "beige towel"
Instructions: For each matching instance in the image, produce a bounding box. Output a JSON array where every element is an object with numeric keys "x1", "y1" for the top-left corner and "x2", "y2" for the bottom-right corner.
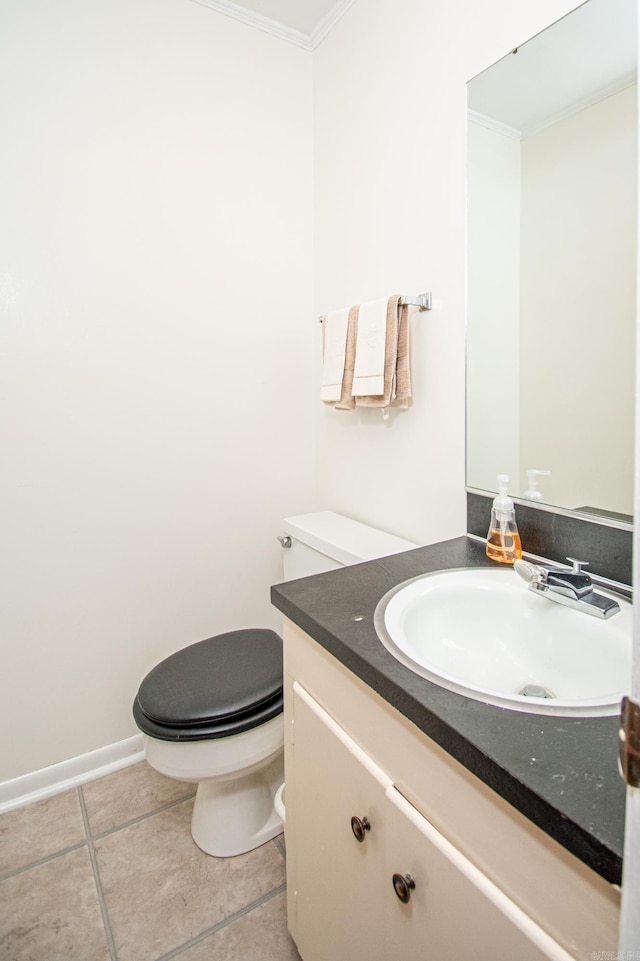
[
  {"x1": 355, "y1": 295, "x2": 411, "y2": 408},
  {"x1": 334, "y1": 306, "x2": 359, "y2": 409},
  {"x1": 394, "y1": 304, "x2": 413, "y2": 403}
]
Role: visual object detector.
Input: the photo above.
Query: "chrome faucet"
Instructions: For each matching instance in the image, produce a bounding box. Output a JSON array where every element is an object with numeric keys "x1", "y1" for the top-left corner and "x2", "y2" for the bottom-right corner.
[{"x1": 514, "y1": 557, "x2": 621, "y2": 619}]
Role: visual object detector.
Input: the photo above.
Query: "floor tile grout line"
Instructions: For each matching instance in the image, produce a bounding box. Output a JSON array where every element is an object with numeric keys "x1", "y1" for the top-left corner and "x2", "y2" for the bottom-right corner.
[
  {"x1": 154, "y1": 882, "x2": 288, "y2": 961},
  {"x1": 0, "y1": 839, "x2": 88, "y2": 882},
  {"x1": 89, "y1": 791, "x2": 197, "y2": 842},
  {"x1": 78, "y1": 785, "x2": 119, "y2": 961}
]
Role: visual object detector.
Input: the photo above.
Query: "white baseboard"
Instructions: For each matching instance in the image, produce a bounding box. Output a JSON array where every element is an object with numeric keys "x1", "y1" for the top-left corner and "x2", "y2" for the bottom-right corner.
[{"x1": 0, "y1": 735, "x2": 145, "y2": 815}]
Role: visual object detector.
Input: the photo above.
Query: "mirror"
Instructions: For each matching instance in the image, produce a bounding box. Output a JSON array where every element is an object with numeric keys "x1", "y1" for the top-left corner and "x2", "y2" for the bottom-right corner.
[{"x1": 466, "y1": 0, "x2": 637, "y2": 522}]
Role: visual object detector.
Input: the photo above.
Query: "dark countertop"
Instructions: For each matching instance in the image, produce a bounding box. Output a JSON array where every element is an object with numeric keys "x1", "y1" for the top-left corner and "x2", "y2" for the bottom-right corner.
[{"x1": 271, "y1": 535, "x2": 626, "y2": 886}]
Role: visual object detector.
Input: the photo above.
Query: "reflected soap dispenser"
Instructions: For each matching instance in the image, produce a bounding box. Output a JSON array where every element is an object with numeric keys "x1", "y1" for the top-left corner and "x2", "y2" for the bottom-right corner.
[
  {"x1": 486, "y1": 474, "x2": 522, "y2": 564},
  {"x1": 523, "y1": 469, "x2": 550, "y2": 502}
]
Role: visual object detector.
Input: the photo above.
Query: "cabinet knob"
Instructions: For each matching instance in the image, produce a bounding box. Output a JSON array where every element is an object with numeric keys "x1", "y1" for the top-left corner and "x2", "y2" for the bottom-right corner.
[
  {"x1": 392, "y1": 872, "x2": 416, "y2": 903},
  {"x1": 350, "y1": 815, "x2": 371, "y2": 842}
]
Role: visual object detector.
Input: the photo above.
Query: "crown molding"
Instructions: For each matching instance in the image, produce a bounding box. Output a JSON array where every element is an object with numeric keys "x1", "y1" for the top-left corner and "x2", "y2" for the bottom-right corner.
[
  {"x1": 190, "y1": 0, "x2": 356, "y2": 51},
  {"x1": 520, "y1": 74, "x2": 637, "y2": 139},
  {"x1": 190, "y1": 0, "x2": 312, "y2": 49},
  {"x1": 469, "y1": 74, "x2": 637, "y2": 142},
  {"x1": 308, "y1": 0, "x2": 357, "y2": 50},
  {"x1": 468, "y1": 110, "x2": 521, "y2": 141}
]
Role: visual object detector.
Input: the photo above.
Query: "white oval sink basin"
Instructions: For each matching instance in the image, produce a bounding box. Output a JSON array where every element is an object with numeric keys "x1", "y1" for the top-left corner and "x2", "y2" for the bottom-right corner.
[{"x1": 374, "y1": 567, "x2": 632, "y2": 716}]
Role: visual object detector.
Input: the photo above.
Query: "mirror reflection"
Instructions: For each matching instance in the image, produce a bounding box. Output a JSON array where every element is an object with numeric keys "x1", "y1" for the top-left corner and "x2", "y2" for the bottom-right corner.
[{"x1": 466, "y1": 0, "x2": 637, "y2": 521}]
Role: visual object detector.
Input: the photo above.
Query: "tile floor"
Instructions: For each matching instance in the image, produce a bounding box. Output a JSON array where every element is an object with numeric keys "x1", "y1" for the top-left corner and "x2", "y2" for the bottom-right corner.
[{"x1": 0, "y1": 761, "x2": 301, "y2": 961}]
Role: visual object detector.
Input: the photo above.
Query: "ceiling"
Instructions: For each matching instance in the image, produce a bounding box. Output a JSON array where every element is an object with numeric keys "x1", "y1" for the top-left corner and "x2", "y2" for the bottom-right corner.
[{"x1": 190, "y1": 0, "x2": 355, "y2": 49}]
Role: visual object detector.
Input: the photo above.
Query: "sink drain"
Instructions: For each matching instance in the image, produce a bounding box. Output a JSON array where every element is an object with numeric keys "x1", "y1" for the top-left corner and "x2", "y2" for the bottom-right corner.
[{"x1": 518, "y1": 684, "x2": 555, "y2": 699}]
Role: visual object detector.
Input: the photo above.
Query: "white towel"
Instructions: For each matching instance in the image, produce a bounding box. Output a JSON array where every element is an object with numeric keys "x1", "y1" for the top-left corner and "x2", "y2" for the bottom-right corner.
[
  {"x1": 320, "y1": 307, "x2": 350, "y2": 403},
  {"x1": 351, "y1": 297, "x2": 389, "y2": 397}
]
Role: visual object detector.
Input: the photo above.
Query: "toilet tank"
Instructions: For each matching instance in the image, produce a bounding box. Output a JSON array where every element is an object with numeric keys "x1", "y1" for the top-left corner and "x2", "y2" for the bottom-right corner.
[{"x1": 280, "y1": 511, "x2": 419, "y2": 581}]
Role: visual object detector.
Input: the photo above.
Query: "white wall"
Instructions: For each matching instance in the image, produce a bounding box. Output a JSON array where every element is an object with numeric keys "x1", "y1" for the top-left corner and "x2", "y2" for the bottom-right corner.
[
  {"x1": 0, "y1": 0, "x2": 316, "y2": 780},
  {"x1": 312, "y1": 0, "x2": 580, "y2": 546}
]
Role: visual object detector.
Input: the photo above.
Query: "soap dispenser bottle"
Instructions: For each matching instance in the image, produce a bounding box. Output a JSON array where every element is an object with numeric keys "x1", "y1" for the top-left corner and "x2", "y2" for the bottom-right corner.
[{"x1": 486, "y1": 474, "x2": 522, "y2": 564}]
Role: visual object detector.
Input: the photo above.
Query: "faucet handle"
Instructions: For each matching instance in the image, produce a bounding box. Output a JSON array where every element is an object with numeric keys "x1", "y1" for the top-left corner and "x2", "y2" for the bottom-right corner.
[{"x1": 566, "y1": 558, "x2": 589, "y2": 574}]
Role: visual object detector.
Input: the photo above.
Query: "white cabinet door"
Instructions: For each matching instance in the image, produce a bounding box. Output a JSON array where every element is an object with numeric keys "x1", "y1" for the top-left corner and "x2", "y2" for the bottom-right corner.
[
  {"x1": 291, "y1": 682, "x2": 391, "y2": 961},
  {"x1": 384, "y1": 785, "x2": 574, "y2": 961}
]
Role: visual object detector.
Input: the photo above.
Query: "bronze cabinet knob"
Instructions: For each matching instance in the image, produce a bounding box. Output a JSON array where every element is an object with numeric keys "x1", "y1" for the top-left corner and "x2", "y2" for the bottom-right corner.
[
  {"x1": 350, "y1": 815, "x2": 371, "y2": 842},
  {"x1": 392, "y1": 872, "x2": 415, "y2": 903}
]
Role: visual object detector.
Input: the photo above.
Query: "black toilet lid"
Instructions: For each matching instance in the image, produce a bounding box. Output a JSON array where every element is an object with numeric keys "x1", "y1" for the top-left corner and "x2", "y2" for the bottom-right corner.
[{"x1": 135, "y1": 629, "x2": 283, "y2": 737}]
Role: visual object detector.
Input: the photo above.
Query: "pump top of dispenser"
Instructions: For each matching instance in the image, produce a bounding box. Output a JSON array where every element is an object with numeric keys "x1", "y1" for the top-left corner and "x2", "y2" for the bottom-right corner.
[
  {"x1": 493, "y1": 474, "x2": 515, "y2": 520},
  {"x1": 523, "y1": 469, "x2": 550, "y2": 502}
]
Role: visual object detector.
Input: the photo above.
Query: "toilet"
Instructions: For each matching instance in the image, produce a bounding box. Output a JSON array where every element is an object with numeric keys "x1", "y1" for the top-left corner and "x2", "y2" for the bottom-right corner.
[{"x1": 132, "y1": 511, "x2": 418, "y2": 858}]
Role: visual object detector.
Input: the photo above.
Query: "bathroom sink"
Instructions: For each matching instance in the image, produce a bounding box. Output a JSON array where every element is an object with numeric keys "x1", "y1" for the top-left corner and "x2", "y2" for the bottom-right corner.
[{"x1": 373, "y1": 567, "x2": 632, "y2": 716}]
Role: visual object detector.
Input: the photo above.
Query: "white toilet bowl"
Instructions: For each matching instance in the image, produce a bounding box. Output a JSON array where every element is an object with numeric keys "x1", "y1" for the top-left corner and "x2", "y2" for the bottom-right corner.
[{"x1": 143, "y1": 715, "x2": 284, "y2": 857}]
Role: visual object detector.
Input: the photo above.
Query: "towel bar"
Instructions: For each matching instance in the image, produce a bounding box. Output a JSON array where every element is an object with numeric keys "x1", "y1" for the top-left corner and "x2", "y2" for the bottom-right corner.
[{"x1": 319, "y1": 292, "x2": 432, "y2": 322}]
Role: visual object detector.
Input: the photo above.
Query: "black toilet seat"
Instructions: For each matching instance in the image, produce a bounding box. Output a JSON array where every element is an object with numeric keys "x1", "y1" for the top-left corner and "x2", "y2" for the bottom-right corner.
[{"x1": 132, "y1": 629, "x2": 283, "y2": 741}]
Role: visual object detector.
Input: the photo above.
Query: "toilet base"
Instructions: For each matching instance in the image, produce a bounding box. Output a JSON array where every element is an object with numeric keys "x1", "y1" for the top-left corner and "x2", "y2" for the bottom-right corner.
[{"x1": 190, "y1": 752, "x2": 284, "y2": 857}]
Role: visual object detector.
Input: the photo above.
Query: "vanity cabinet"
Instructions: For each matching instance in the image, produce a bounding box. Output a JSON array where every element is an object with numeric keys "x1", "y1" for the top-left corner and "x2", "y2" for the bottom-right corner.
[
  {"x1": 291, "y1": 681, "x2": 572, "y2": 961},
  {"x1": 283, "y1": 620, "x2": 620, "y2": 961}
]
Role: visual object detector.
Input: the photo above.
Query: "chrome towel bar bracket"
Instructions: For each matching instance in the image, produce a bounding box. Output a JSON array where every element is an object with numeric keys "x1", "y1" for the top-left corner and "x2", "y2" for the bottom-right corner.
[{"x1": 399, "y1": 292, "x2": 432, "y2": 310}]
